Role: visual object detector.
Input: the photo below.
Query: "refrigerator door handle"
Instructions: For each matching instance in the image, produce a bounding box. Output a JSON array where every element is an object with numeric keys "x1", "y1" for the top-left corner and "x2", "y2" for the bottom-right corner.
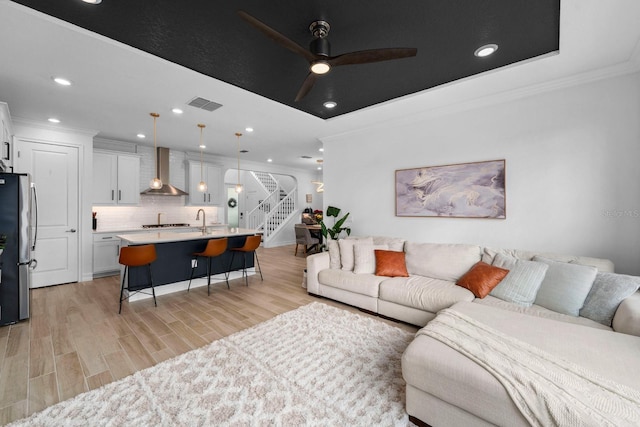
[{"x1": 31, "y1": 183, "x2": 38, "y2": 251}]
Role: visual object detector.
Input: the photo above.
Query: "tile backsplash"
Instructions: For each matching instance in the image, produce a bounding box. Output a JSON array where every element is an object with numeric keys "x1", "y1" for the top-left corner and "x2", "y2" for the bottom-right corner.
[{"x1": 92, "y1": 196, "x2": 220, "y2": 232}]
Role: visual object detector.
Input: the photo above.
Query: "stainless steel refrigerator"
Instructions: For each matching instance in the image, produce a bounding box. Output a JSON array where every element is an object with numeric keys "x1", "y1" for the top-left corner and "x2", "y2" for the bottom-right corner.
[{"x1": 0, "y1": 172, "x2": 37, "y2": 325}]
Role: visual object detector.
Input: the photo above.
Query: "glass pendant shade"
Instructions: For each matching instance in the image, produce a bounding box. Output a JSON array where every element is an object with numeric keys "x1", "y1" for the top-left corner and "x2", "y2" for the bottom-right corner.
[
  {"x1": 235, "y1": 183, "x2": 243, "y2": 193},
  {"x1": 198, "y1": 181, "x2": 207, "y2": 192},
  {"x1": 150, "y1": 177, "x2": 162, "y2": 189}
]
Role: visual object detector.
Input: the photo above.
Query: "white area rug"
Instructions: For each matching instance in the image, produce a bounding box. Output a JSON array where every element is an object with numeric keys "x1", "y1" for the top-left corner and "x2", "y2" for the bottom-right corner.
[{"x1": 11, "y1": 302, "x2": 415, "y2": 426}]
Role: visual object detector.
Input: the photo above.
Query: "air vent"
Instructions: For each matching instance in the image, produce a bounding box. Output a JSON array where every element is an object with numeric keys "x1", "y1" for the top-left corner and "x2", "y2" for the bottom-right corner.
[
  {"x1": 300, "y1": 155, "x2": 312, "y2": 159},
  {"x1": 240, "y1": 149, "x2": 249, "y2": 153},
  {"x1": 187, "y1": 97, "x2": 223, "y2": 112}
]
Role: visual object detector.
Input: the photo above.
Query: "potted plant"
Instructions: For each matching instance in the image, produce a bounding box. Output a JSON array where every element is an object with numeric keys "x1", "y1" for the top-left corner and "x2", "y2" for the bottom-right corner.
[{"x1": 320, "y1": 206, "x2": 351, "y2": 242}]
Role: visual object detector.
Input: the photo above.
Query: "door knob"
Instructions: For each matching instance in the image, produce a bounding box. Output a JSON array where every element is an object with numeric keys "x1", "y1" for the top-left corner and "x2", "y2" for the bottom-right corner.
[{"x1": 66, "y1": 229, "x2": 77, "y2": 233}]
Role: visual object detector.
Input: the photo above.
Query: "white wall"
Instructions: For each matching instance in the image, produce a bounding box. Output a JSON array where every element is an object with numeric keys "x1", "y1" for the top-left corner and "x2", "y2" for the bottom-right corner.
[
  {"x1": 323, "y1": 72, "x2": 640, "y2": 275},
  {"x1": 13, "y1": 121, "x2": 96, "y2": 282}
]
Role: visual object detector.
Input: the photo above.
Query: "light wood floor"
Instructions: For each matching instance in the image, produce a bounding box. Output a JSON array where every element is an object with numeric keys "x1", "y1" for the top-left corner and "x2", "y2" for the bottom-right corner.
[{"x1": 0, "y1": 245, "x2": 417, "y2": 425}]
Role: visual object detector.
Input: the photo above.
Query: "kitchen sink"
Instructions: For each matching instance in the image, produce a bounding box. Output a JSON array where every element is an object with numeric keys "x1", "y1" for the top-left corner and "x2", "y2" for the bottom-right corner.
[{"x1": 141, "y1": 223, "x2": 191, "y2": 229}]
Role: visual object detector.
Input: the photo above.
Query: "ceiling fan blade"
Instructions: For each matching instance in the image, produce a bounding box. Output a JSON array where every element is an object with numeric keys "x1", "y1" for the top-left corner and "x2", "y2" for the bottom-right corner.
[
  {"x1": 238, "y1": 10, "x2": 317, "y2": 62},
  {"x1": 295, "y1": 73, "x2": 318, "y2": 102},
  {"x1": 329, "y1": 48, "x2": 417, "y2": 67}
]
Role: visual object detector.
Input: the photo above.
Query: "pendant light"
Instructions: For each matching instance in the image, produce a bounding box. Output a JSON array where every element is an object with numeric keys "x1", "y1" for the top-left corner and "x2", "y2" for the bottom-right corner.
[
  {"x1": 235, "y1": 132, "x2": 243, "y2": 193},
  {"x1": 197, "y1": 124, "x2": 207, "y2": 192},
  {"x1": 149, "y1": 112, "x2": 163, "y2": 190}
]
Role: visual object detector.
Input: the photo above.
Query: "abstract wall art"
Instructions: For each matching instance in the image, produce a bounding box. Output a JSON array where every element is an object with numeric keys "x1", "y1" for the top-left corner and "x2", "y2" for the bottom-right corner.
[{"x1": 395, "y1": 159, "x2": 506, "y2": 218}]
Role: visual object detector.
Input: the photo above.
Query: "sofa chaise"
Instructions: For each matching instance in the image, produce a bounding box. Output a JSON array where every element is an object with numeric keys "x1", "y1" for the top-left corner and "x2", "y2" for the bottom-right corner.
[{"x1": 305, "y1": 236, "x2": 640, "y2": 426}]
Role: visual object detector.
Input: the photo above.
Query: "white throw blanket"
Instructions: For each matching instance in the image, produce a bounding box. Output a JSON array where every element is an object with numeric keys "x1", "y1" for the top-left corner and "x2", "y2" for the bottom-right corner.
[{"x1": 419, "y1": 308, "x2": 640, "y2": 427}]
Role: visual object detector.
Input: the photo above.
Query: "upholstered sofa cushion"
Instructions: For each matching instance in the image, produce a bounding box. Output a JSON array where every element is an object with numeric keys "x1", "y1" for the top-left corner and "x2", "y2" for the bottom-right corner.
[
  {"x1": 482, "y1": 247, "x2": 615, "y2": 273},
  {"x1": 404, "y1": 242, "x2": 481, "y2": 282},
  {"x1": 371, "y1": 236, "x2": 406, "y2": 252},
  {"x1": 317, "y1": 269, "x2": 384, "y2": 297},
  {"x1": 379, "y1": 276, "x2": 475, "y2": 313},
  {"x1": 532, "y1": 256, "x2": 597, "y2": 316},
  {"x1": 474, "y1": 296, "x2": 611, "y2": 331}
]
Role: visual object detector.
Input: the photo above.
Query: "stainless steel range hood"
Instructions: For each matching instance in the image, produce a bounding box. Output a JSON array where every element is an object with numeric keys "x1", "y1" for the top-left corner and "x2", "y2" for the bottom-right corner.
[{"x1": 141, "y1": 147, "x2": 189, "y2": 196}]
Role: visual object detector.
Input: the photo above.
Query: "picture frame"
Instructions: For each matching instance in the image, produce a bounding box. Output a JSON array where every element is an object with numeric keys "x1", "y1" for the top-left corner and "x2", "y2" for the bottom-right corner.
[{"x1": 395, "y1": 159, "x2": 506, "y2": 218}]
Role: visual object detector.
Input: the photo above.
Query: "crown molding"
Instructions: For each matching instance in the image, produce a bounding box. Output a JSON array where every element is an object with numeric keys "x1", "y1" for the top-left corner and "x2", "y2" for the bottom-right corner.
[
  {"x1": 12, "y1": 117, "x2": 98, "y2": 137},
  {"x1": 322, "y1": 58, "x2": 640, "y2": 144}
]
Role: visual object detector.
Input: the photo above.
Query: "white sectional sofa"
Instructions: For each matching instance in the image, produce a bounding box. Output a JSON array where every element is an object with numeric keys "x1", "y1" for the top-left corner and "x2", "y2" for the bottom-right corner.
[{"x1": 305, "y1": 236, "x2": 640, "y2": 426}]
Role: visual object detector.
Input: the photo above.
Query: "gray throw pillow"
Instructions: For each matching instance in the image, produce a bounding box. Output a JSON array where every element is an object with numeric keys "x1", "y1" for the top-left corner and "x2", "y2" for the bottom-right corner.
[
  {"x1": 580, "y1": 272, "x2": 640, "y2": 326},
  {"x1": 532, "y1": 256, "x2": 597, "y2": 316},
  {"x1": 490, "y1": 253, "x2": 549, "y2": 306}
]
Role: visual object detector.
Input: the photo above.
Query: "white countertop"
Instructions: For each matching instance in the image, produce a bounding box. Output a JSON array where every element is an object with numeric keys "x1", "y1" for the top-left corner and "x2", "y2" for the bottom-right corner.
[
  {"x1": 94, "y1": 224, "x2": 228, "y2": 234},
  {"x1": 117, "y1": 227, "x2": 258, "y2": 244}
]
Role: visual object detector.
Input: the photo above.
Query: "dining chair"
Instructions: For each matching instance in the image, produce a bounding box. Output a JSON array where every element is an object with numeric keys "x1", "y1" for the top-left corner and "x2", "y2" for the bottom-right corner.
[{"x1": 294, "y1": 224, "x2": 319, "y2": 256}]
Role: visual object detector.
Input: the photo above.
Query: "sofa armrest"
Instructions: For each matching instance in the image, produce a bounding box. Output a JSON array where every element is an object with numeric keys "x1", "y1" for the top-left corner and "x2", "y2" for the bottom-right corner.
[
  {"x1": 306, "y1": 252, "x2": 330, "y2": 295},
  {"x1": 612, "y1": 291, "x2": 640, "y2": 336}
]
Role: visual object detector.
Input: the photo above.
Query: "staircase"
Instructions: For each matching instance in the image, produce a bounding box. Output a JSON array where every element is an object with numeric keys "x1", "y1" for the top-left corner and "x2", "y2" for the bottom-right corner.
[{"x1": 246, "y1": 172, "x2": 297, "y2": 243}]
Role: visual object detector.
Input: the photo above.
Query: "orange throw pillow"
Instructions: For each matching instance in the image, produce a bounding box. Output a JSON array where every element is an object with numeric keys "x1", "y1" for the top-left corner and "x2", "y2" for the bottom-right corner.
[
  {"x1": 375, "y1": 250, "x2": 409, "y2": 277},
  {"x1": 457, "y1": 261, "x2": 509, "y2": 298}
]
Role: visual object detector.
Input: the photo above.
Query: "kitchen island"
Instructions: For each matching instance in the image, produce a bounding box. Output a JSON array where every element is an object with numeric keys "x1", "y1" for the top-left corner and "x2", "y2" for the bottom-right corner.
[{"x1": 117, "y1": 227, "x2": 260, "y2": 301}]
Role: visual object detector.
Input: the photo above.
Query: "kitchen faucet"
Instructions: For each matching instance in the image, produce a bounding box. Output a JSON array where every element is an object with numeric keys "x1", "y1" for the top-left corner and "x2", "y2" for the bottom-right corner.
[{"x1": 196, "y1": 209, "x2": 206, "y2": 233}]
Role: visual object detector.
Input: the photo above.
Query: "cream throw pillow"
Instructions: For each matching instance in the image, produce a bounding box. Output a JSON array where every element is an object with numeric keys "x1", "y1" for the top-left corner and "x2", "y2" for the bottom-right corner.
[
  {"x1": 327, "y1": 240, "x2": 341, "y2": 269},
  {"x1": 353, "y1": 243, "x2": 389, "y2": 274},
  {"x1": 339, "y1": 237, "x2": 373, "y2": 271}
]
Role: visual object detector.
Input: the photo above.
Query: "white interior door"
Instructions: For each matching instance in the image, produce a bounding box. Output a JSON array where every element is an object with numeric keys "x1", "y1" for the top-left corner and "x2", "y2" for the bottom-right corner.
[{"x1": 17, "y1": 140, "x2": 79, "y2": 288}]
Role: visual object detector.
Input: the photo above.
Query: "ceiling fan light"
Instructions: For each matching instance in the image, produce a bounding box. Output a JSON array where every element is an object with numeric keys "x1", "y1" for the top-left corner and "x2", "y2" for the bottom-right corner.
[
  {"x1": 475, "y1": 44, "x2": 499, "y2": 57},
  {"x1": 310, "y1": 61, "x2": 331, "y2": 75}
]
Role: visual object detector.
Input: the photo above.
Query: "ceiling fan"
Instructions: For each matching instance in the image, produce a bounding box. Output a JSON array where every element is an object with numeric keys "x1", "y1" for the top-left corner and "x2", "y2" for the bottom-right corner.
[{"x1": 238, "y1": 10, "x2": 418, "y2": 102}]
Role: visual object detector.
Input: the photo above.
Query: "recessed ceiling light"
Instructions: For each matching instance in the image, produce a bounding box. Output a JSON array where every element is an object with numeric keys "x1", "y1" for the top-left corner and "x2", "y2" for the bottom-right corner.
[
  {"x1": 82, "y1": 0, "x2": 102, "y2": 4},
  {"x1": 323, "y1": 101, "x2": 337, "y2": 109},
  {"x1": 52, "y1": 77, "x2": 72, "y2": 86},
  {"x1": 199, "y1": 144, "x2": 206, "y2": 149},
  {"x1": 319, "y1": 148, "x2": 324, "y2": 152},
  {"x1": 474, "y1": 44, "x2": 499, "y2": 57},
  {"x1": 317, "y1": 166, "x2": 322, "y2": 170},
  {"x1": 171, "y1": 108, "x2": 183, "y2": 114},
  {"x1": 267, "y1": 158, "x2": 273, "y2": 162},
  {"x1": 48, "y1": 118, "x2": 60, "y2": 123},
  {"x1": 137, "y1": 133, "x2": 146, "y2": 139},
  {"x1": 245, "y1": 127, "x2": 254, "y2": 132}
]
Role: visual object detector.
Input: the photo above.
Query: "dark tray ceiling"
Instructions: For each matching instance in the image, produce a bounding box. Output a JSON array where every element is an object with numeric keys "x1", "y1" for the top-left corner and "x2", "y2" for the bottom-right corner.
[{"x1": 11, "y1": 0, "x2": 560, "y2": 119}]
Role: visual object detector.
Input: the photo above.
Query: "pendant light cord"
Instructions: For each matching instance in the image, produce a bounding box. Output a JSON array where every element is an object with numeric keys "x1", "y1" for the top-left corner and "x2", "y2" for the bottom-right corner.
[
  {"x1": 151, "y1": 112, "x2": 159, "y2": 181},
  {"x1": 236, "y1": 132, "x2": 242, "y2": 187}
]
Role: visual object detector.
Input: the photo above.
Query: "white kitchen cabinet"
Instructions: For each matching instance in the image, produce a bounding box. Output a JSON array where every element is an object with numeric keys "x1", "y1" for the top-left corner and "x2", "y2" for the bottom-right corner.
[
  {"x1": 187, "y1": 160, "x2": 222, "y2": 206},
  {"x1": 0, "y1": 102, "x2": 13, "y2": 171},
  {"x1": 93, "y1": 151, "x2": 140, "y2": 205},
  {"x1": 93, "y1": 233, "x2": 121, "y2": 277}
]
